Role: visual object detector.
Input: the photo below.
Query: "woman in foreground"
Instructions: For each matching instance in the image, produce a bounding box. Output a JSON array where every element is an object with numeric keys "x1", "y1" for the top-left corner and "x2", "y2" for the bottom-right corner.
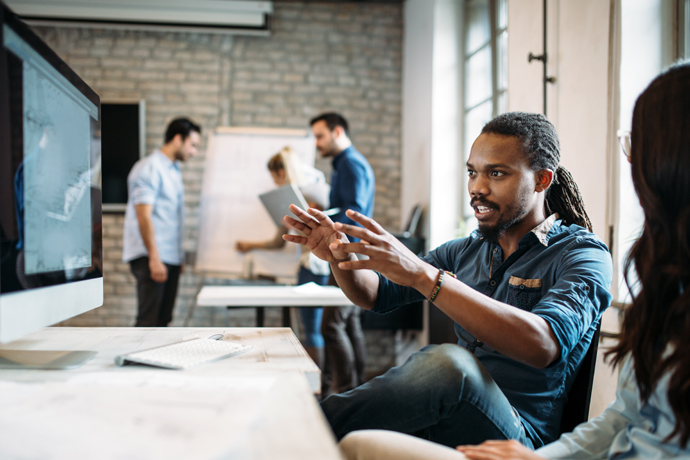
[{"x1": 340, "y1": 63, "x2": 690, "y2": 460}]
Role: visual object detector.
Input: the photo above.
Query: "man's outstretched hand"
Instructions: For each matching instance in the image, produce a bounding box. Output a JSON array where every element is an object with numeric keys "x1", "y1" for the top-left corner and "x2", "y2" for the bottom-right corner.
[
  {"x1": 282, "y1": 204, "x2": 351, "y2": 262},
  {"x1": 329, "y1": 209, "x2": 435, "y2": 290}
]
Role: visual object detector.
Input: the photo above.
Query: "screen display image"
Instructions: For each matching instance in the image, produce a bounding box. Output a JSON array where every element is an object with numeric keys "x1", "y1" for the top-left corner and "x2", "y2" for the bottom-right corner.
[{"x1": 22, "y1": 57, "x2": 93, "y2": 275}]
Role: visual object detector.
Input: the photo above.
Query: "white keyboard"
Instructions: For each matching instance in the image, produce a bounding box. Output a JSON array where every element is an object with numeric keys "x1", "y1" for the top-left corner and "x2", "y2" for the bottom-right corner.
[{"x1": 114, "y1": 338, "x2": 252, "y2": 370}]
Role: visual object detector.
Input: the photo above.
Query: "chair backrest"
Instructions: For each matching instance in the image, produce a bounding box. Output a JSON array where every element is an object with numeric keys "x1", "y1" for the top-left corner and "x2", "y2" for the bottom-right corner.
[
  {"x1": 402, "y1": 203, "x2": 423, "y2": 237},
  {"x1": 559, "y1": 322, "x2": 601, "y2": 434}
]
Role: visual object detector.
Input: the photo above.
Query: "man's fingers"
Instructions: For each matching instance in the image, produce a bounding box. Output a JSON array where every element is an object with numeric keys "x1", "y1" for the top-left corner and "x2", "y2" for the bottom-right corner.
[
  {"x1": 336, "y1": 258, "x2": 373, "y2": 271},
  {"x1": 333, "y1": 222, "x2": 380, "y2": 244},
  {"x1": 288, "y1": 204, "x2": 322, "y2": 228},
  {"x1": 330, "y1": 241, "x2": 385, "y2": 258},
  {"x1": 306, "y1": 207, "x2": 336, "y2": 227},
  {"x1": 282, "y1": 215, "x2": 312, "y2": 235},
  {"x1": 345, "y1": 209, "x2": 386, "y2": 235},
  {"x1": 282, "y1": 234, "x2": 307, "y2": 245}
]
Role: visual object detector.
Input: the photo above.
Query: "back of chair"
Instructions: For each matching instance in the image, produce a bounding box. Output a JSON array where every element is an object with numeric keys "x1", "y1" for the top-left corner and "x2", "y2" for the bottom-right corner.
[
  {"x1": 559, "y1": 323, "x2": 601, "y2": 434},
  {"x1": 398, "y1": 203, "x2": 423, "y2": 238}
]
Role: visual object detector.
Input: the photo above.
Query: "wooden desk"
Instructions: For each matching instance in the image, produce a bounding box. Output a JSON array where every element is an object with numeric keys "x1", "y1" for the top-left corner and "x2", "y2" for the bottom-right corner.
[
  {"x1": 0, "y1": 327, "x2": 341, "y2": 460},
  {"x1": 189, "y1": 283, "x2": 354, "y2": 327}
]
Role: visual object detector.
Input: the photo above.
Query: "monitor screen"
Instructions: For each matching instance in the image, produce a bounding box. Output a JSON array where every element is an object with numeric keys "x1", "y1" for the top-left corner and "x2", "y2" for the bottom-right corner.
[{"x1": 0, "y1": 4, "x2": 103, "y2": 344}]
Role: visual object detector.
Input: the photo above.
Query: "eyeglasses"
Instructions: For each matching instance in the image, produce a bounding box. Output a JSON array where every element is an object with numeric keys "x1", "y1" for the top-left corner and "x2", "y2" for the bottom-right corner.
[{"x1": 617, "y1": 129, "x2": 631, "y2": 159}]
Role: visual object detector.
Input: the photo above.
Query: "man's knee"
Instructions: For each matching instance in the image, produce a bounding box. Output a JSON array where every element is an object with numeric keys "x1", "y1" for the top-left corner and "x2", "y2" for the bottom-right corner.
[{"x1": 417, "y1": 344, "x2": 488, "y2": 391}]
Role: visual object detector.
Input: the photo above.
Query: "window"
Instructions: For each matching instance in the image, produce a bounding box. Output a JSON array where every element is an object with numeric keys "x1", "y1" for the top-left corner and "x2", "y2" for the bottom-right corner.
[
  {"x1": 461, "y1": 0, "x2": 508, "y2": 234},
  {"x1": 615, "y1": 0, "x2": 675, "y2": 302}
]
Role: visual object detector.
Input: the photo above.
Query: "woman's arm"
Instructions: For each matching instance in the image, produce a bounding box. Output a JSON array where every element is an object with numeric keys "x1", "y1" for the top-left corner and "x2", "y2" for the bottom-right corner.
[{"x1": 236, "y1": 226, "x2": 288, "y2": 252}]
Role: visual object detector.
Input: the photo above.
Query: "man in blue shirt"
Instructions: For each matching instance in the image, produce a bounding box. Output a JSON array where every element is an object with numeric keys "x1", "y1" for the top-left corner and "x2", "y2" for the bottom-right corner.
[
  {"x1": 283, "y1": 113, "x2": 612, "y2": 449},
  {"x1": 123, "y1": 118, "x2": 201, "y2": 327},
  {"x1": 310, "y1": 112, "x2": 375, "y2": 396}
]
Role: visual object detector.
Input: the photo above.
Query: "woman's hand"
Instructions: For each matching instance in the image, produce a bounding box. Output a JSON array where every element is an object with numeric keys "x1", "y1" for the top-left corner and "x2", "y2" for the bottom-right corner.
[
  {"x1": 235, "y1": 241, "x2": 255, "y2": 253},
  {"x1": 457, "y1": 440, "x2": 545, "y2": 460}
]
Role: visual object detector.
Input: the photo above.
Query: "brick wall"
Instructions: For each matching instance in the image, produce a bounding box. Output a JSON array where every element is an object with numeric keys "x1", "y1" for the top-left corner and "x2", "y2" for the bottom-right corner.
[{"x1": 32, "y1": 1, "x2": 403, "y2": 375}]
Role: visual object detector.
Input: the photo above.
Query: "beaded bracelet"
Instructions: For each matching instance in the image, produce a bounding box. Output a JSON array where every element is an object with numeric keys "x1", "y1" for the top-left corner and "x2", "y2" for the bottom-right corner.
[
  {"x1": 428, "y1": 269, "x2": 445, "y2": 303},
  {"x1": 428, "y1": 269, "x2": 457, "y2": 303}
]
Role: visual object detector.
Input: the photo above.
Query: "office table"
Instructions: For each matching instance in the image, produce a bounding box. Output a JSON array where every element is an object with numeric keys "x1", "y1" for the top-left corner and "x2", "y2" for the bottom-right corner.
[
  {"x1": 0, "y1": 327, "x2": 341, "y2": 460},
  {"x1": 188, "y1": 283, "x2": 354, "y2": 327}
]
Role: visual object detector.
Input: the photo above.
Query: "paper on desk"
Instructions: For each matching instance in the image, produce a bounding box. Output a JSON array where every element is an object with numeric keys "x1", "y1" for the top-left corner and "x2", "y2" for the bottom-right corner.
[
  {"x1": 292, "y1": 281, "x2": 328, "y2": 294},
  {"x1": 0, "y1": 375, "x2": 275, "y2": 460}
]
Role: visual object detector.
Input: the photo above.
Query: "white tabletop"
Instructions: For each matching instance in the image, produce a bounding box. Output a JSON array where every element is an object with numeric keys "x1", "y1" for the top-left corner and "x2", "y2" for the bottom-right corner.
[
  {"x1": 196, "y1": 282, "x2": 354, "y2": 307},
  {"x1": 0, "y1": 327, "x2": 341, "y2": 460}
]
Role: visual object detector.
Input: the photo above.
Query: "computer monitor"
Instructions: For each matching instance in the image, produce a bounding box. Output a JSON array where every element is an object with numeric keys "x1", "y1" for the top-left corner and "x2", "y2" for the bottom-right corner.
[{"x1": 0, "y1": 2, "x2": 103, "y2": 367}]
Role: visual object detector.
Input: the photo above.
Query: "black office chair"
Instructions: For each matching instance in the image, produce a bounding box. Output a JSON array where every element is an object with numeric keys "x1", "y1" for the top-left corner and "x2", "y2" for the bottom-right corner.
[
  {"x1": 558, "y1": 322, "x2": 602, "y2": 434},
  {"x1": 393, "y1": 203, "x2": 425, "y2": 255}
]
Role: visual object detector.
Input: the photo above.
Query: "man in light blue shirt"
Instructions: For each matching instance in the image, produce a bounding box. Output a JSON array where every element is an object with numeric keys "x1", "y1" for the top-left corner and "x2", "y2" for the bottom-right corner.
[{"x1": 123, "y1": 118, "x2": 201, "y2": 327}]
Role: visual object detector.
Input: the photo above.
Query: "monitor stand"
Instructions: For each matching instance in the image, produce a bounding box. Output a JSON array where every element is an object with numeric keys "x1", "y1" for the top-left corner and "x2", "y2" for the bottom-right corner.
[{"x1": 0, "y1": 349, "x2": 97, "y2": 369}]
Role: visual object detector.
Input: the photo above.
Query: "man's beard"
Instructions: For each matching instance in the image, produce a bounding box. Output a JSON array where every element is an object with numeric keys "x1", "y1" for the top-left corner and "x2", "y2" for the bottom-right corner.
[
  {"x1": 478, "y1": 218, "x2": 514, "y2": 243},
  {"x1": 318, "y1": 141, "x2": 339, "y2": 158},
  {"x1": 476, "y1": 198, "x2": 528, "y2": 243}
]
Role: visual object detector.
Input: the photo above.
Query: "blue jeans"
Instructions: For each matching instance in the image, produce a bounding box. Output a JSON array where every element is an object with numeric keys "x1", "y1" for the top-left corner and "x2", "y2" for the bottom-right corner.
[
  {"x1": 297, "y1": 266, "x2": 329, "y2": 348},
  {"x1": 320, "y1": 343, "x2": 532, "y2": 449}
]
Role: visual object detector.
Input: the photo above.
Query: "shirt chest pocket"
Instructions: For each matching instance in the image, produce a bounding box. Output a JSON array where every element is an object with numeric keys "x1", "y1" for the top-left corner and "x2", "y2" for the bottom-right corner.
[{"x1": 506, "y1": 276, "x2": 543, "y2": 312}]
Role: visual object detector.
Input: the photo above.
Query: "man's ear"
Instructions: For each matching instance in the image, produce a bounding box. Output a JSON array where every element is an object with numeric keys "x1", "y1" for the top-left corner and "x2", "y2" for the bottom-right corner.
[
  {"x1": 535, "y1": 169, "x2": 554, "y2": 193},
  {"x1": 333, "y1": 125, "x2": 345, "y2": 139}
]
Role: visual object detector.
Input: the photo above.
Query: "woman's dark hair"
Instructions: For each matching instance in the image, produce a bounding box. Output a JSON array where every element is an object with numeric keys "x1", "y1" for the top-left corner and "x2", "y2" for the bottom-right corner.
[
  {"x1": 164, "y1": 117, "x2": 201, "y2": 144},
  {"x1": 481, "y1": 112, "x2": 592, "y2": 231},
  {"x1": 607, "y1": 62, "x2": 690, "y2": 447}
]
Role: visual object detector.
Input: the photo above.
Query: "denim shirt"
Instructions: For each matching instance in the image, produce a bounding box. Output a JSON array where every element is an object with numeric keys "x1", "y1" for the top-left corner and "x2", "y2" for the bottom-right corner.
[
  {"x1": 330, "y1": 146, "x2": 375, "y2": 242},
  {"x1": 122, "y1": 150, "x2": 185, "y2": 265},
  {"x1": 373, "y1": 215, "x2": 613, "y2": 447},
  {"x1": 537, "y1": 353, "x2": 690, "y2": 459}
]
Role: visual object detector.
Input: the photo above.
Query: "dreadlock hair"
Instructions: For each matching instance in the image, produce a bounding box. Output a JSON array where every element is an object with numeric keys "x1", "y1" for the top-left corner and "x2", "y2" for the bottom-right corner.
[
  {"x1": 481, "y1": 112, "x2": 593, "y2": 232},
  {"x1": 607, "y1": 62, "x2": 690, "y2": 448}
]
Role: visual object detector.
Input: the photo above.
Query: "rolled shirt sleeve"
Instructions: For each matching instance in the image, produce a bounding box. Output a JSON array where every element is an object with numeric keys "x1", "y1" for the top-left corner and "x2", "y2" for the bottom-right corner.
[
  {"x1": 531, "y1": 236, "x2": 613, "y2": 362},
  {"x1": 130, "y1": 161, "x2": 160, "y2": 206}
]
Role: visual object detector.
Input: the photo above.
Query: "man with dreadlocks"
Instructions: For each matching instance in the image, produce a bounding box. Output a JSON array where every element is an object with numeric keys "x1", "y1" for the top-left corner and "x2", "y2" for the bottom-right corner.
[{"x1": 282, "y1": 112, "x2": 612, "y2": 451}]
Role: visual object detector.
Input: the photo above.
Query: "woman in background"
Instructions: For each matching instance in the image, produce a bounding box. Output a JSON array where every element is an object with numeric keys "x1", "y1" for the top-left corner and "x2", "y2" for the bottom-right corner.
[
  {"x1": 340, "y1": 63, "x2": 690, "y2": 460},
  {"x1": 236, "y1": 147, "x2": 330, "y2": 368}
]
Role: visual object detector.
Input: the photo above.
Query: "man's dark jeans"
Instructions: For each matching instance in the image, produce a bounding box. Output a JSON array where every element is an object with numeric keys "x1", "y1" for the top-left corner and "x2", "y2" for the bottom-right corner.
[
  {"x1": 130, "y1": 256, "x2": 181, "y2": 327},
  {"x1": 320, "y1": 344, "x2": 533, "y2": 449},
  {"x1": 321, "y1": 304, "x2": 367, "y2": 395}
]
